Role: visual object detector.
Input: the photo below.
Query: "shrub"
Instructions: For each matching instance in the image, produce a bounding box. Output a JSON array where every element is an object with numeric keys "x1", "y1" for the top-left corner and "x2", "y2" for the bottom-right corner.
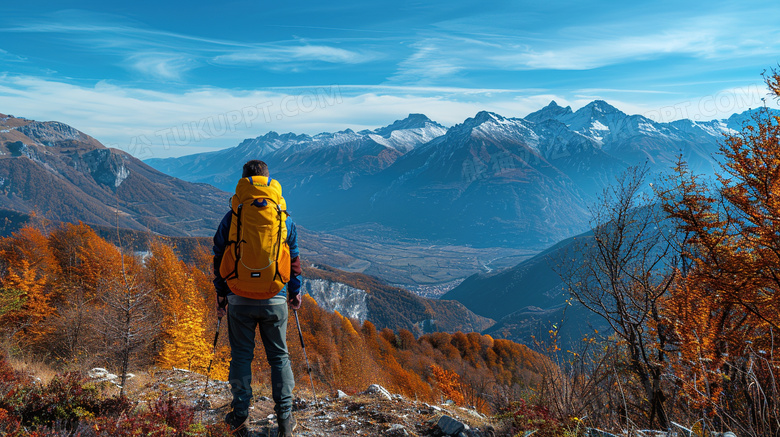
[
  {"x1": 93, "y1": 396, "x2": 232, "y2": 437},
  {"x1": 496, "y1": 399, "x2": 574, "y2": 437},
  {"x1": 0, "y1": 348, "x2": 228, "y2": 437},
  {"x1": 0, "y1": 372, "x2": 103, "y2": 428}
]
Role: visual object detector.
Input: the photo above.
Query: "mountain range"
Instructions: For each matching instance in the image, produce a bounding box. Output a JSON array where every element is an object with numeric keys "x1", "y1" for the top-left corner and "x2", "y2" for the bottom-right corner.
[
  {"x1": 0, "y1": 113, "x2": 226, "y2": 236},
  {"x1": 147, "y1": 100, "x2": 762, "y2": 248}
]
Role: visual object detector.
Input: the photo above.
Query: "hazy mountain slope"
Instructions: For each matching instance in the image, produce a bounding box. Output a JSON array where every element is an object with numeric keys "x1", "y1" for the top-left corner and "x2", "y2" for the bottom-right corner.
[
  {"x1": 441, "y1": 229, "x2": 609, "y2": 346},
  {"x1": 0, "y1": 113, "x2": 226, "y2": 236},
  {"x1": 441, "y1": 231, "x2": 587, "y2": 320}
]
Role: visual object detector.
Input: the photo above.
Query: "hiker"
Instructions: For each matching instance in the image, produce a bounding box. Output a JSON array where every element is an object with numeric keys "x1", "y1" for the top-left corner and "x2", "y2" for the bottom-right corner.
[{"x1": 213, "y1": 159, "x2": 303, "y2": 437}]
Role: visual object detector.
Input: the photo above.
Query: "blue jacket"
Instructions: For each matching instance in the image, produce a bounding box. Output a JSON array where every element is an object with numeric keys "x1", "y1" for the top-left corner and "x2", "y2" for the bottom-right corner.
[{"x1": 213, "y1": 210, "x2": 302, "y2": 299}]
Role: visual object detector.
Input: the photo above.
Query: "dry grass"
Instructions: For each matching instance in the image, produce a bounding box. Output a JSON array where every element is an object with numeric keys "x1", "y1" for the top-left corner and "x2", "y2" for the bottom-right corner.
[{"x1": 7, "y1": 355, "x2": 59, "y2": 384}]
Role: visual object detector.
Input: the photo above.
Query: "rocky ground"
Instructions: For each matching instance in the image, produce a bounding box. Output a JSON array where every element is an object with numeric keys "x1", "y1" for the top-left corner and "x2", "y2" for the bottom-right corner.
[{"x1": 105, "y1": 368, "x2": 499, "y2": 437}]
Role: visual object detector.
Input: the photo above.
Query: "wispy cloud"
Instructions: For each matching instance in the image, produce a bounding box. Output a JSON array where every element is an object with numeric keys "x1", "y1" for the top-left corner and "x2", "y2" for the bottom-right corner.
[
  {"x1": 491, "y1": 29, "x2": 725, "y2": 70},
  {"x1": 0, "y1": 48, "x2": 27, "y2": 63},
  {"x1": 2, "y1": 11, "x2": 381, "y2": 80},
  {"x1": 574, "y1": 88, "x2": 678, "y2": 95},
  {"x1": 213, "y1": 44, "x2": 376, "y2": 67},
  {"x1": 392, "y1": 10, "x2": 780, "y2": 79},
  {"x1": 125, "y1": 53, "x2": 198, "y2": 81}
]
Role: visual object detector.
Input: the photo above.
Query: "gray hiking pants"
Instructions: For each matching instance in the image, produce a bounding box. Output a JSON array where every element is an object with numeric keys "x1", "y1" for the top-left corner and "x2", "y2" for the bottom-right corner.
[{"x1": 227, "y1": 300, "x2": 295, "y2": 418}]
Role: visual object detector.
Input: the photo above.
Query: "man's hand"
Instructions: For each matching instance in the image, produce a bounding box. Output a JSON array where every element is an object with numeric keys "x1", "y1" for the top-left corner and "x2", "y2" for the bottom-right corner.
[
  {"x1": 217, "y1": 295, "x2": 227, "y2": 319},
  {"x1": 288, "y1": 293, "x2": 302, "y2": 310}
]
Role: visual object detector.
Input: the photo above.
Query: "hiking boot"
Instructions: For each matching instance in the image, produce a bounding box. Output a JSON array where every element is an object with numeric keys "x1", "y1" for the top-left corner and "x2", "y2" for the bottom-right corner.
[
  {"x1": 224, "y1": 411, "x2": 249, "y2": 437},
  {"x1": 277, "y1": 413, "x2": 297, "y2": 437}
]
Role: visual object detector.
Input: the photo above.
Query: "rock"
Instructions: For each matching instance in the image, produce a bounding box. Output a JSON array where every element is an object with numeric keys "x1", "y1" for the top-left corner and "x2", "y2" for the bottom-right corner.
[
  {"x1": 194, "y1": 398, "x2": 211, "y2": 410},
  {"x1": 88, "y1": 368, "x2": 109, "y2": 378},
  {"x1": 387, "y1": 423, "x2": 409, "y2": 436},
  {"x1": 459, "y1": 407, "x2": 485, "y2": 419},
  {"x1": 392, "y1": 394, "x2": 404, "y2": 400},
  {"x1": 443, "y1": 399, "x2": 455, "y2": 406},
  {"x1": 337, "y1": 390, "x2": 349, "y2": 398},
  {"x1": 424, "y1": 403, "x2": 443, "y2": 412},
  {"x1": 437, "y1": 415, "x2": 467, "y2": 436},
  {"x1": 365, "y1": 384, "x2": 393, "y2": 400},
  {"x1": 88, "y1": 368, "x2": 118, "y2": 382}
]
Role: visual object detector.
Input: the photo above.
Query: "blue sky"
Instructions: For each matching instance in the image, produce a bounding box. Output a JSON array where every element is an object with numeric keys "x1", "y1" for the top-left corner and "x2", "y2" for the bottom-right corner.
[{"x1": 1, "y1": 0, "x2": 779, "y2": 158}]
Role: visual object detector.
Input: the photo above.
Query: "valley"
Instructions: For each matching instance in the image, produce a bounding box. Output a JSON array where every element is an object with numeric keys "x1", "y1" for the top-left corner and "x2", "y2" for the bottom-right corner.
[{"x1": 297, "y1": 225, "x2": 535, "y2": 296}]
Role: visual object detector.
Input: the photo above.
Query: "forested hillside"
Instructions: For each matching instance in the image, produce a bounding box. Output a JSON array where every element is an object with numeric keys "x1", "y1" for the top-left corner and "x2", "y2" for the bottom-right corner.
[{"x1": 0, "y1": 221, "x2": 551, "y2": 435}]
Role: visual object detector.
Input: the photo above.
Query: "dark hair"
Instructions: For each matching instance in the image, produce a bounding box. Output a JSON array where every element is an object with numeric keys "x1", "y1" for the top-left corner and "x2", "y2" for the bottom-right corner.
[{"x1": 242, "y1": 160, "x2": 269, "y2": 178}]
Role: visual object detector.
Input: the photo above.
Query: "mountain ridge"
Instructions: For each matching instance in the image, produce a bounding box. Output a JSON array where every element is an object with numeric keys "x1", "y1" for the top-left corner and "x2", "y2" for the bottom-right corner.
[
  {"x1": 145, "y1": 101, "x2": 763, "y2": 248},
  {"x1": 0, "y1": 114, "x2": 227, "y2": 236}
]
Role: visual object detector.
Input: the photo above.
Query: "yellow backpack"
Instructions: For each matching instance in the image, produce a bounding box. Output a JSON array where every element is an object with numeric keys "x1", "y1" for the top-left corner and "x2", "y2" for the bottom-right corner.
[{"x1": 219, "y1": 176, "x2": 291, "y2": 299}]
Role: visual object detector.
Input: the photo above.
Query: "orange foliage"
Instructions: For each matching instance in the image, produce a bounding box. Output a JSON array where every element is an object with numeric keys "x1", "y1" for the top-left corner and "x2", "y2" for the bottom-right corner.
[
  {"x1": 147, "y1": 240, "x2": 213, "y2": 374},
  {"x1": 48, "y1": 223, "x2": 100, "y2": 281},
  {"x1": 659, "y1": 69, "x2": 780, "y2": 419},
  {"x1": 291, "y1": 297, "x2": 548, "y2": 411},
  {"x1": 0, "y1": 260, "x2": 56, "y2": 348},
  {"x1": 430, "y1": 364, "x2": 465, "y2": 405},
  {"x1": 0, "y1": 226, "x2": 59, "y2": 278}
]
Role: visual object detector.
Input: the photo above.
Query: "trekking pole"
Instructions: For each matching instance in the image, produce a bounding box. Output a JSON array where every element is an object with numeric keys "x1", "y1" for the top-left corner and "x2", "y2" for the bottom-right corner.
[
  {"x1": 294, "y1": 309, "x2": 318, "y2": 405},
  {"x1": 202, "y1": 316, "x2": 222, "y2": 401}
]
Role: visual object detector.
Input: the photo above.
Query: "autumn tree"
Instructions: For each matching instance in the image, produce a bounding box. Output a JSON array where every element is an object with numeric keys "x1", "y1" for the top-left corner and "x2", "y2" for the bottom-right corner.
[
  {"x1": 100, "y1": 251, "x2": 157, "y2": 396},
  {"x1": 0, "y1": 287, "x2": 24, "y2": 319},
  {"x1": 659, "y1": 68, "x2": 780, "y2": 435},
  {"x1": 0, "y1": 226, "x2": 59, "y2": 352},
  {"x1": 147, "y1": 240, "x2": 211, "y2": 373},
  {"x1": 561, "y1": 165, "x2": 677, "y2": 429},
  {"x1": 0, "y1": 226, "x2": 59, "y2": 282},
  {"x1": 430, "y1": 364, "x2": 466, "y2": 405},
  {"x1": 46, "y1": 223, "x2": 125, "y2": 360}
]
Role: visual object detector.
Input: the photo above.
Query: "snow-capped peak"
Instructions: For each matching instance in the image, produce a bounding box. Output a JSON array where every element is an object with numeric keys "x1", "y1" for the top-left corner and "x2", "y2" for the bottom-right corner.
[
  {"x1": 373, "y1": 114, "x2": 443, "y2": 137},
  {"x1": 576, "y1": 100, "x2": 624, "y2": 118},
  {"x1": 525, "y1": 100, "x2": 574, "y2": 123}
]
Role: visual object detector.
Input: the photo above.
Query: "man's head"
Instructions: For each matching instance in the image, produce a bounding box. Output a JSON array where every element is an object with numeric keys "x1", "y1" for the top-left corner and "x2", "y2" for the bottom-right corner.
[{"x1": 242, "y1": 160, "x2": 269, "y2": 178}]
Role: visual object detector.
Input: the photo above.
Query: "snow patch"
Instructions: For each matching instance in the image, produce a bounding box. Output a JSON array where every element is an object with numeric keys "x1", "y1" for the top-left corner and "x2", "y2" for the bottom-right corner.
[
  {"x1": 638, "y1": 122, "x2": 659, "y2": 134},
  {"x1": 340, "y1": 171, "x2": 358, "y2": 190},
  {"x1": 698, "y1": 120, "x2": 736, "y2": 137},
  {"x1": 471, "y1": 118, "x2": 540, "y2": 152}
]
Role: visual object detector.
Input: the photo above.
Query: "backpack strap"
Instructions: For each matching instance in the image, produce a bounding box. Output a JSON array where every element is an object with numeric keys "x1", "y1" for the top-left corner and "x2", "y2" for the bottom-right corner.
[
  {"x1": 273, "y1": 203, "x2": 285, "y2": 282},
  {"x1": 224, "y1": 203, "x2": 243, "y2": 281}
]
